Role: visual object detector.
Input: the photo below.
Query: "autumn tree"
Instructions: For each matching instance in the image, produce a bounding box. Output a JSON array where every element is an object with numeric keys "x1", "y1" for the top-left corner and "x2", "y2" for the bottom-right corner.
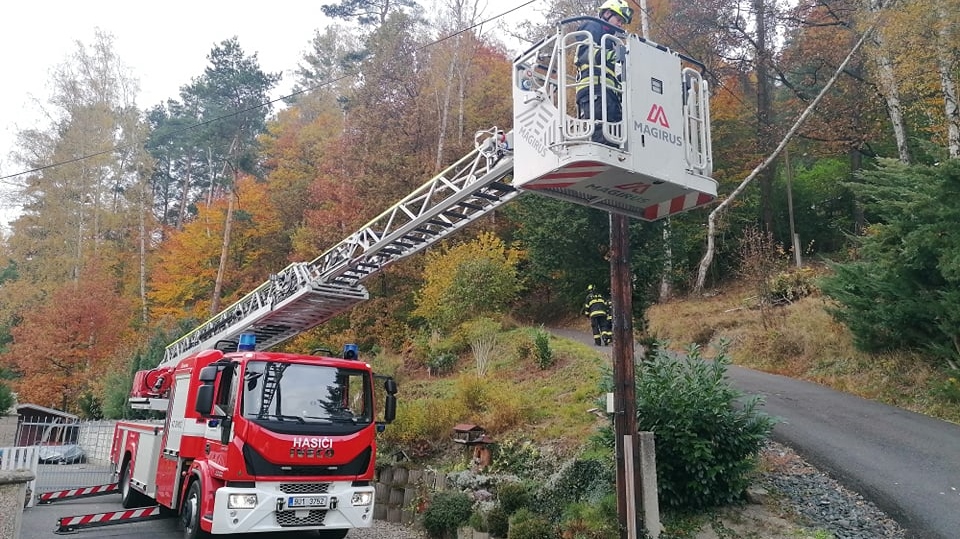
[
  {"x1": 413, "y1": 231, "x2": 522, "y2": 331},
  {"x1": 148, "y1": 176, "x2": 284, "y2": 321},
  {"x1": 4, "y1": 30, "x2": 151, "y2": 332},
  {"x1": 1, "y1": 264, "x2": 133, "y2": 415}
]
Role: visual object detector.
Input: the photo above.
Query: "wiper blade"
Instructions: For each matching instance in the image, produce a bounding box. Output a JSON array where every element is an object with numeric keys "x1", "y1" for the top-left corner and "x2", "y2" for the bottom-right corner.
[{"x1": 257, "y1": 413, "x2": 305, "y2": 424}]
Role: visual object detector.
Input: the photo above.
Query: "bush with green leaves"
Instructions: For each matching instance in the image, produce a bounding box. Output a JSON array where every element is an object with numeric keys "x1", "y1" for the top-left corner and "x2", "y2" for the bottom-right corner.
[
  {"x1": 422, "y1": 490, "x2": 474, "y2": 539},
  {"x1": 0, "y1": 381, "x2": 15, "y2": 414},
  {"x1": 533, "y1": 326, "x2": 554, "y2": 370},
  {"x1": 559, "y1": 495, "x2": 618, "y2": 539},
  {"x1": 507, "y1": 508, "x2": 557, "y2": 539},
  {"x1": 426, "y1": 352, "x2": 458, "y2": 376},
  {"x1": 486, "y1": 504, "x2": 510, "y2": 537},
  {"x1": 598, "y1": 341, "x2": 775, "y2": 509},
  {"x1": 491, "y1": 437, "x2": 548, "y2": 478},
  {"x1": 535, "y1": 457, "x2": 613, "y2": 521},
  {"x1": 497, "y1": 481, "x2": 532, "y2": 515}
]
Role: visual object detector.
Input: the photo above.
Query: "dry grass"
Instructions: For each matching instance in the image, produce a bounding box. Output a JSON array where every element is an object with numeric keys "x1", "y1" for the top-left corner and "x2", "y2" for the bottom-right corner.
[{"x1": 649, "y1": 283, "x2": 960, "y2": 425}]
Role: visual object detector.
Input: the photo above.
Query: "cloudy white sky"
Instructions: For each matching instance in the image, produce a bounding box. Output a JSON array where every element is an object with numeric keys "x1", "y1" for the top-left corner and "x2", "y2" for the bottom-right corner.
[{"x1": 0, "y1": 0, "x2": 541, "y2": 228}]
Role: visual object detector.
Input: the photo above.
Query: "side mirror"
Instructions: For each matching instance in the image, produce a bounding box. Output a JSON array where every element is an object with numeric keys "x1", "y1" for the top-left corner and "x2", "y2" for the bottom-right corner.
[
  {"x1": 383, "y1": 394, "x2": 396, "y2": 423},
  {"x1": 195, "y1": 385, "x2": 214, "y2": 416},
  {"x1": 383, "y1": 378, "x2": 398, "y2": 396},
  {"x1": 198, "y1": 366, "x2": 218, "y2": 383}
]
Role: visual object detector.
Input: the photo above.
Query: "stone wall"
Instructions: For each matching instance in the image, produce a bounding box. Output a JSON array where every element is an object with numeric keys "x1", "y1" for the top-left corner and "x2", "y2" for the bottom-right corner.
[
  {"x1": 0, "y1": 470, "x2": 33, "y2": 539},
  {"x1": 0, "y1": 416, "x2": 17, "y2": 447},
  {"x1": 373, "y1": 466, "x2": 491, "y2": 539},
  {"x1": 373, "y1": 465, "x2": 443, "y2": 524}
]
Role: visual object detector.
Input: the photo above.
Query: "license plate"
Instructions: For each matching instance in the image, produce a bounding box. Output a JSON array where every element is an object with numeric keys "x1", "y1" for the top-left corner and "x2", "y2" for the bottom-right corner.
[{"x1": 287, "y1": 495, "x2": 328, "y2": 509}]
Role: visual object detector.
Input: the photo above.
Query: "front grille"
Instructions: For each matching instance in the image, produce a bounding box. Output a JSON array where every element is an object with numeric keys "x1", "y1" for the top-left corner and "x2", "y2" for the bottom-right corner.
[
  {"x1": 277, "y1": 509, "x2": 327, "y2": 527},
  {"x1": 279, "y1": 483, "x2": 331, "y2": 494}
]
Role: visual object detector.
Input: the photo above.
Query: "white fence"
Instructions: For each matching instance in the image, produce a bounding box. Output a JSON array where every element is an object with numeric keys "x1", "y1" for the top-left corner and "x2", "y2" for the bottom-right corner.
[{"x1": 0, "y1": 445, "x2": 40, "y2": 507}]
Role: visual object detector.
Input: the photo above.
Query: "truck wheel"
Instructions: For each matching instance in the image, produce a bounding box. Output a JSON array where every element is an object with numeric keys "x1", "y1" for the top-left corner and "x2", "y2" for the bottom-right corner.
[
  {"x1": 181, "y1": 481, "x2": 209, "y2": 539},
  {"x1": 316, "y1": 530, "x2": 348, "y2": 539},
  {"x1": 119, "y1": 460, "x2": 149, "y2": 508}
]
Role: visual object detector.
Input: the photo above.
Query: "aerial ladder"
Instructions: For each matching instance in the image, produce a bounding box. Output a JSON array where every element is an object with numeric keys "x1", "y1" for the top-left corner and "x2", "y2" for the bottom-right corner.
[
  {"x1": 127, "y1": 18, "x2": 716, "y2": 399},
  {"x1": 48, "y1": 18, "x2": 716, "y2": 535}
]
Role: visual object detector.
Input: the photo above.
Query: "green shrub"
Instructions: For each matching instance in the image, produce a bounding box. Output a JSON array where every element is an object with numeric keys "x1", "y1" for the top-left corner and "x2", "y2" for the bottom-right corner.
[
  {"x1": 559, "y1": 495, "x2": 618, "y2": 539},
  {"x1": 619, "y1": 341, "x2": 776, "y2": 509},
  {"x1": 935, "y1": 375, "x2": 960, "y2": 403},
  {"x1": 487, "y1": 505, "x2": 510, "y2": 537},
  {"x1": 0, "y1": 382, "x2": 14, "y2": 414},
  {"x1": 533, "y1": 326, "x2": 554, "y2": 369},
  {"x1": 535, "y1": 457, "x2": 613, "y2": 521},
  {"x1": 492, "y1": 437, "x2": 547, "y2": 478},
  {"x1": 422, "y1": 491, "x2": 474, "y2": 539},
  {"x1": 767, "y1": 267, "x2": 817, "y2": 304},
  {"x1": 428, "y1": 352, "x2": 458, "y2": 376},
  {"x1": 497, "y1": 481, "x2": 532, "y2": 515},
  {"x1": 508, "y1": 508, "x2": 557, "y2": 539}
]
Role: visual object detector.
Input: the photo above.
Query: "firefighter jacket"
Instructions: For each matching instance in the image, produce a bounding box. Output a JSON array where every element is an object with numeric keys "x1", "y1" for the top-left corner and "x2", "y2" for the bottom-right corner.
[
  {"x1": 583, "y1": 291, "x2": 609, "y2": 318},
  {"x1": 574, "y1": 18, "x2": 622, "y2": 97}
]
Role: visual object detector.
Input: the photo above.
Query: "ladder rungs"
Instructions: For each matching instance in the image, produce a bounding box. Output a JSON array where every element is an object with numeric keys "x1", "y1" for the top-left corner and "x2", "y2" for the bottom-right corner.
[
  {"x1": 457, "y1": 201, "x2": 485, "y2": 211},
  {"x1": 485, "y1": 182, "x2": 516, "y2": 192}
]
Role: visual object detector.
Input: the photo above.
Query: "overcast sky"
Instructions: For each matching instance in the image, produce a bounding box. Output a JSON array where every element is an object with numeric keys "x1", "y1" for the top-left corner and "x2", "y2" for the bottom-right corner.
[{"x1": 0, "y1": 0, "x2": 541, "y2": 228}]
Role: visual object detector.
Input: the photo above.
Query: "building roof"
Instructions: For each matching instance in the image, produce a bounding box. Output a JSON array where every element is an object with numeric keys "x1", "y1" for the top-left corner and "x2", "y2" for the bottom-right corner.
[{"x1": 16, "y1": 403, "x2": 79, "y2": 420}]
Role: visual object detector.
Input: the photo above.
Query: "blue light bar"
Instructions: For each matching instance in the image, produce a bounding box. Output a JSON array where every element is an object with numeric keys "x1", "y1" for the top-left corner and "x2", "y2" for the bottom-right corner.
[{"x1": 238, "y1": 333, "x2": 256, "y2": 351}]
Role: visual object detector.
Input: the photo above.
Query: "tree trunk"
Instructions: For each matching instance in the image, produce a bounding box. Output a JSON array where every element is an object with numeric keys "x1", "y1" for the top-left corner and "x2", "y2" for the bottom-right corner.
[
  {"x1": 435, "y1": 46, "x2": 458, "y2": 170},
  {"x1": 210, "y1": 176, "x2": 236, "y2": 316},
  {"x1": 176, "y1": 158, "x2": 192, "y2": 231},
  {"x1": 694, "y1": 25, "x2": 876, "y2": 293},
  {"x1": 871, "y1": 0, "x2": 911, "y2": 163},
  {"x1": 936, "y1": 0, "x2": 960, "y2": 158},
  {"x1": 754, "y1": 0, "x2": 776, "y2": 233}
]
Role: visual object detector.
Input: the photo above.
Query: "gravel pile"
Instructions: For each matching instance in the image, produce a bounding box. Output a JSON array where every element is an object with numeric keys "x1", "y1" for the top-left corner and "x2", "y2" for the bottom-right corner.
[
  {"x1": 349, "y1": 520, "x2": 426, "y2": 538},
  {"x1": 758, "y1": 441, "x2": 906, "y2": 539}
]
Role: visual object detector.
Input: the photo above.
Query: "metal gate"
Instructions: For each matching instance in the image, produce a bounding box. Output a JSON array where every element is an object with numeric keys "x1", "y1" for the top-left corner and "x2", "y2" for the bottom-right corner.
[{"x1": 9, "y1": 417, "x2": 116, "y2": 506}]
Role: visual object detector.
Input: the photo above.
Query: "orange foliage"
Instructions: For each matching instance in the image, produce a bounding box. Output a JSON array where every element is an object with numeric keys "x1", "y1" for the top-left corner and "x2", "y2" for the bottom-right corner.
[
  {"x1": 148, "y1": 175, "x2": 284, "y2": 321},
  {"x1": 2, "y1": 264, "x2": 133, "y2": 413}
]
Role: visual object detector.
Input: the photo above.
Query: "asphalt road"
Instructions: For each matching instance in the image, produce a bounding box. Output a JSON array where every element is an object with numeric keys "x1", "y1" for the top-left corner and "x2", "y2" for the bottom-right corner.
[
  {"x1": 551, "y1": 327, "x2": 960, "y2": 539},
  {"x1": 730, "y1": 364, "x2": 960, "y2": 539}
]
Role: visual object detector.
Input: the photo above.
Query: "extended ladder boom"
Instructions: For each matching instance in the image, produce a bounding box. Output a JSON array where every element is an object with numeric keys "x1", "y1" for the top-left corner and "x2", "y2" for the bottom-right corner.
[{"x1": 161, "y1": 129, "x2": 517, "y2": 367}]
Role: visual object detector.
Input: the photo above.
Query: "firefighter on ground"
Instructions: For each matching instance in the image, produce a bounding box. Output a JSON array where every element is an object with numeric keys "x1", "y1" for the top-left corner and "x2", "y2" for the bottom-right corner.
[
  {"x1": 583, "y1": 285, "x2": 610, "y2": 346},
  {"x1": 574, "y1": 0, "x2": 634, "y2": 145},
  {"x1": 601, "y1": 298, "x2": 613, "y2": 346}
]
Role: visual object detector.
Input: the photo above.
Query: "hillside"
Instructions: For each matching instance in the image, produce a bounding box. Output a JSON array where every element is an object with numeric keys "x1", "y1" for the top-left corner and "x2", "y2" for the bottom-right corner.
[{"x1": 646, "y1": 281, "x2": 960, "y2": 425}]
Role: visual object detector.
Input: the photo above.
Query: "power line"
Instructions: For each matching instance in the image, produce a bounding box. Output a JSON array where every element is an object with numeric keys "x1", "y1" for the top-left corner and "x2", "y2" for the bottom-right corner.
[{"x1": 0, "y1": 1, "x2": 537, "y2": 184}]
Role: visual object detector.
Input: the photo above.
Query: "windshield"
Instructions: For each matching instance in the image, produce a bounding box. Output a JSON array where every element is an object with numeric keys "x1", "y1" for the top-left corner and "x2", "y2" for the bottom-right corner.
[{"x1": 242, "y1": 361, "x2": 372, "y2": 424}]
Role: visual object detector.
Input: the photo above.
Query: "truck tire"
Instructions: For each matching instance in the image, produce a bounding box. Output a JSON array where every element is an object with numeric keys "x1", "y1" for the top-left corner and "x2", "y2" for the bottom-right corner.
[
  {"x1": 316, "y1": 530, "x2": 348, "y2": 539},
  {"x1": 119, "y1": 460, "x2": 150, "y2": 508},
  {"x1": 181, "y1": 480, "x2": 209, "y2": 539}
]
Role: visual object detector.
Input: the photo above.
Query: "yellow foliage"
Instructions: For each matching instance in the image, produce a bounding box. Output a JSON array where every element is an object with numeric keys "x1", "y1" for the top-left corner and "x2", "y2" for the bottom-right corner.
[{"x1": 413, "y1": 232, "x2": 523, "y2": 329}]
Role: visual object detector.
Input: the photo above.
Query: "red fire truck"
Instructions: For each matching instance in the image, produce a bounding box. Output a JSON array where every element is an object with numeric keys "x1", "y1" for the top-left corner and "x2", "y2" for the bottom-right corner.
[{"x1": 105, "y1": 335, "x2": 397, "y2": 538}]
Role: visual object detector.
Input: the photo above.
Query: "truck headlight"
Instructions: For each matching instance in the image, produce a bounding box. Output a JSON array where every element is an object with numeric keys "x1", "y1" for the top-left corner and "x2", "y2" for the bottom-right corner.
[
  {"x1": 228, "y1": 493, "x2": 258, "y2": 509},
  {"x1": 351, "y1": 491, "x2": 373, "y2": 506}
]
